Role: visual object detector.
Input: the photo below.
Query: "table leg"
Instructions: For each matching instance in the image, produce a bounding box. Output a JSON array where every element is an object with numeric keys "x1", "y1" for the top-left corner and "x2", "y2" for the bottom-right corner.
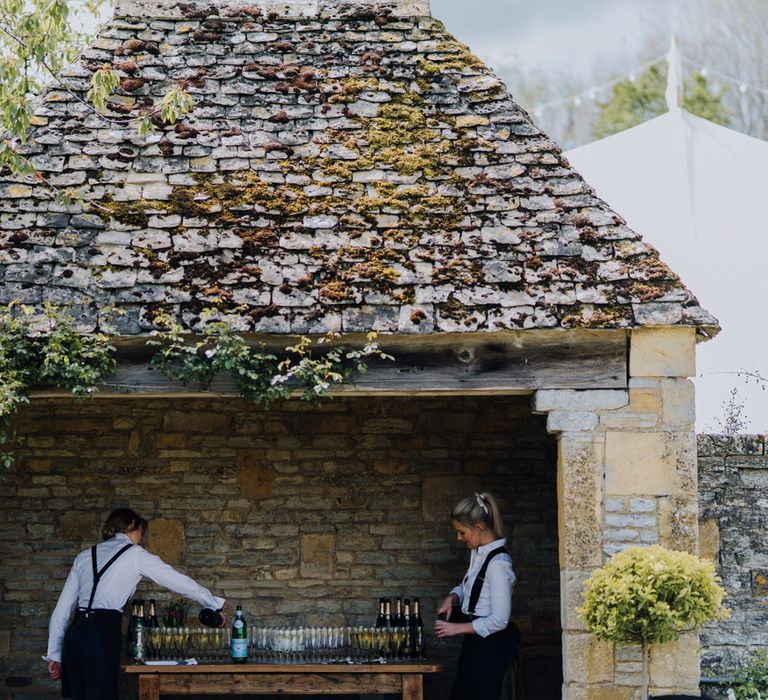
[
  {"x1": 402, "y1": 673, "x2": 423, "y2": 700},
  {"x1": 138, "y1": 674, "x2": 160, "y2": 700}
]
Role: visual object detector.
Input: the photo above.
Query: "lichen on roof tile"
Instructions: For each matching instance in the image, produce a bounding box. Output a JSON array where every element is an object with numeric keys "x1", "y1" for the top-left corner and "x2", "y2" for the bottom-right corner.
[{"x1": 0, "y1": 1, "x2": 719, "y2": 337}]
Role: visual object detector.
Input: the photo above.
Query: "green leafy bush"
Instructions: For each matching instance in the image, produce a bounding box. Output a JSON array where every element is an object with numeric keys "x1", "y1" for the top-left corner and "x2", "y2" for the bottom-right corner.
[
  {"x1": 729, "y1": 649, "x2": 768, "y2": 700},
  {"x1": 577, "y1": 545, "x2": 728, "y2": 700}
]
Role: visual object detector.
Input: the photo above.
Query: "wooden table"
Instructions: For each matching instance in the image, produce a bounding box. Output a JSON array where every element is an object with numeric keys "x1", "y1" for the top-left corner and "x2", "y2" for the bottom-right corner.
[{"x1": 124, "y1": 662, "x2": 443, "y2": 700}]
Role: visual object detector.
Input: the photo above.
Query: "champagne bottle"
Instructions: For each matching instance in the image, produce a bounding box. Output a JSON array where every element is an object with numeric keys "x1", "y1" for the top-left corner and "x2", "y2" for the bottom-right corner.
[
  {"x1": 411, "y1": 598, "x2": 425, "y2": 659},
  {"x1": 146, "y1": 599, "x2": 159, "y2": 628},
  {"x1": 231, "y1": 605, "x2": 248, "y2": 664},
  {"x1": 127, "y1": 600, "x2": 139, "y2": 652},
  {"x1": 384, "y1": 599, "x2": 393, "y2": 628},
  {"x1": 393, "y1": 597, "x2": 404, "y2": 628},
  {"x1": 375, "y1": 598, "x2": 386, "y2": 628},
  {"x1": 403, "y1": 599, "x2": 412, "y2": 659},
  {"x1": 132, "y1": 601, "x2": 146, "y2": 663},
  {"x1": 200, "y1": 607, "x2": 225, "y2": 628}
]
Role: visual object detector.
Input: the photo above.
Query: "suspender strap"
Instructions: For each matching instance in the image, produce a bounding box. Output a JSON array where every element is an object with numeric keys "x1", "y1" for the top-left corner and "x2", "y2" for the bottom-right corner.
[
  {"x1": 84, "y1": 543, "x2": 133, "y2": 614},
  {"x1": 467, "y1": 546, "x2": 509, "y2": 615}
]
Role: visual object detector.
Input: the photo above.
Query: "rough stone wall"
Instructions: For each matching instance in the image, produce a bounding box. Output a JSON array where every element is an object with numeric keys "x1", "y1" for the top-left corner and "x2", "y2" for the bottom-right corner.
[
  {"x1": 698, "y1": 433, "x2": 768, "y2": 675},
  {"x1": 534, "y1": 327, "x2": 700, "y2": 700},
  {"x1": 0, "y1": 394, "x2": 559, "y2": 699}
]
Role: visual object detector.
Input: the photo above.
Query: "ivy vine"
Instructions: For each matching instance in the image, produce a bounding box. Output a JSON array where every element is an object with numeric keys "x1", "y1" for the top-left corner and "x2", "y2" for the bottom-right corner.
[
  {"x1": 0, "y1": 305, "x2": 394, "y2": 475},
  {"x1": 148, "y1": 314, "x2": 394, "y2": 407},
  {"x1": 0, "y1": 303, "x2": 117, "y2": 472}
]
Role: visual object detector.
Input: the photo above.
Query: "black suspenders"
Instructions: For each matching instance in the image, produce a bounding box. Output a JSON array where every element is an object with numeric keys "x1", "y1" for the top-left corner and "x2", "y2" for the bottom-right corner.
[
  {"x1": 467, "y1": 546, "x2": 509, "y2": 616},
  {"x1": 82, "y1": 543, "x2": 133, "y2": 616}
]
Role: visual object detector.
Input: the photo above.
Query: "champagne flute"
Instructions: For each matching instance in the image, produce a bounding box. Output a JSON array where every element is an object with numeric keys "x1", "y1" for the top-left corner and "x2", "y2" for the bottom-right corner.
[
  {"x1": 162, "y1": 626, "x2": 174, "y2": 661},
  {"x1": 212, "y1": 627, "x2": 223, "y2": 662},
  {"x1": 394, "y1": 626, "x2": 407, "y2": 660},
  {"x1": 361, "y1": 626, "x2": 373, "y2": 663}
]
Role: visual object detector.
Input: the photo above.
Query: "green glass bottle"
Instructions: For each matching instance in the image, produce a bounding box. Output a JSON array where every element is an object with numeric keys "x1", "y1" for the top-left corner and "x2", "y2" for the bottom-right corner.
[
  {"x1": 132, "y1": 601, "x2": 146, "y2": 663},
  {"x1": 231, "y1": 605, "x2": 248, "y2": 664},
  {"x1": 411, "y1": 598, "x2": 425, "y2": 659}
]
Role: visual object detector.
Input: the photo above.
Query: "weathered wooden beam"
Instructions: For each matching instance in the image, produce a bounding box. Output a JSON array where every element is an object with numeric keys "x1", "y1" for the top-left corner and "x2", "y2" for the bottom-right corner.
[{"x1": 31, "y1": 330, "x2": 628, "y2": 398}]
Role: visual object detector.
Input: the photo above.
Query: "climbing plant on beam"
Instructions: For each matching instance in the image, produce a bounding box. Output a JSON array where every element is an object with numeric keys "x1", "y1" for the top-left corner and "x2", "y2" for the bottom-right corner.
[
  {"x1": 0, "y1": 304, "x2": 393, "y2": 475},
  {"x1": 0, "y1": 303, "x2": 117, "y2": 473}
]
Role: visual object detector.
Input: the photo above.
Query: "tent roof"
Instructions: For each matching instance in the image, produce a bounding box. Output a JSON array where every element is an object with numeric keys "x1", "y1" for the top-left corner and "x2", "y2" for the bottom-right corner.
[
  {"x1": 0, "y1": 2, "x2": 718, "y2": 337},
  {"x1": 566, "y1": 105, "x2": 768, "y2": 426}
]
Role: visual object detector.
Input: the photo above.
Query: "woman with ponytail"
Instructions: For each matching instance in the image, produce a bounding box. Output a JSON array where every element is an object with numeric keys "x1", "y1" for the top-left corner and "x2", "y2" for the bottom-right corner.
[{"x1": 435, "y1": 492, "x2": 518, "y2": 700}]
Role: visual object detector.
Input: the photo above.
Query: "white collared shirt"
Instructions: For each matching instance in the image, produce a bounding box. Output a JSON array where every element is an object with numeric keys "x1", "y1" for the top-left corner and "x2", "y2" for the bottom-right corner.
[
  {"x1": 450, "y1": 537, "x2": 516, "y2": 638},
  {"x1": 45, "y1": 533, "x2": 225, "y2": 662}
]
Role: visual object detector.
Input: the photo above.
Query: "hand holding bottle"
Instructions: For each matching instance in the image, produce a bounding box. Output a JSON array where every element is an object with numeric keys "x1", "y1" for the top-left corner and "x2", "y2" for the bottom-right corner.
[{"x1": 436, "y1": 593, "x2": 457, "y2": 621}]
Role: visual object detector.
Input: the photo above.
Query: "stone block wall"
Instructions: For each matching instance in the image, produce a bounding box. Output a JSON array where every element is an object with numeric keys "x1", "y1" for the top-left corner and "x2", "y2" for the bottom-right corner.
[
  {"x1": 534, "y1": 327, "x2": 701, "y2": 700},
  {"x1": 0, "y1": 395, "x2": 558, "y2": 699},
  {"x1": 698, "y1": 434, "x2": 768, "y2": 676}
]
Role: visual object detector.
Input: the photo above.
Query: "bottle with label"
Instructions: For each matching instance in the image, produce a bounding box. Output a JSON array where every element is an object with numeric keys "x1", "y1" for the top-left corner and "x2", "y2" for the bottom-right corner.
[
  {"x1": 231, "y1": 605, "x2": 248, "y2": 664},
  {"x1": 384, "y1": 599, "x2": 393, "y2": 628},
  {"x1": 411, "y1": 598, "x2": 425, "y2": 659},
  {"x1": 127, "y1": 600, "x2": 139, "y2": 655},
  {"x1": 146, "y1": 599, "x2": 159, "y2": 629},
  {"x1": 374, "y1": 598, "x2": 386, "y2": 628},
  {"x1": 132, "y1": 601, "x2": 146, "y2": 663},
  {"x1": 403, "y1": 599, "x2": 412, "y2": 659}
]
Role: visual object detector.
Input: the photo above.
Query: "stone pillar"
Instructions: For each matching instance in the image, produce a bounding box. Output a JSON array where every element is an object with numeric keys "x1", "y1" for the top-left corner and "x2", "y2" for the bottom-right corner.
[{"x1": 533, "y1": 326, "x2": 700, "y2": 699}]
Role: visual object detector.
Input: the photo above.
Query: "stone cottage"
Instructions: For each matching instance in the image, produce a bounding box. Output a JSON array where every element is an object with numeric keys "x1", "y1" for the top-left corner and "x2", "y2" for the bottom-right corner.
[{"x1": 0, "y1": 0, "x2": 719, "y2": 698}]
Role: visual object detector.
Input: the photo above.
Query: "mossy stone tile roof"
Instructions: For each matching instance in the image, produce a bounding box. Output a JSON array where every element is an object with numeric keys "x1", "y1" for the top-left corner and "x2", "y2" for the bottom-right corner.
[{"x1": 0, "y1": 1, "x2": 719, "y2": 337}]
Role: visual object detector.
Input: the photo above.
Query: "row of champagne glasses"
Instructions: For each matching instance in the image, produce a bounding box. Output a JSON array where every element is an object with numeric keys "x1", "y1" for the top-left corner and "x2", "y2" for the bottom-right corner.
[
  {"x1": 145, "y1": 626, "x2": 230, "y2": 661},
  {"x1": 248, "y1": 626, "x2": 417, "y2": 663},
  {"x1": 141, "y1": 625, "x2": 420, "y2": 664}
]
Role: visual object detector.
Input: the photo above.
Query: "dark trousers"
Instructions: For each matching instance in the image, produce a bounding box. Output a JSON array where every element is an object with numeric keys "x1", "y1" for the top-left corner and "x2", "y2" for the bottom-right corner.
[
  {"x1": 450, "y1": 624, "x2": 519, "y2": 700},
  {"x1": 61, "y1": 610, "x2": 123, "y2": 700}
]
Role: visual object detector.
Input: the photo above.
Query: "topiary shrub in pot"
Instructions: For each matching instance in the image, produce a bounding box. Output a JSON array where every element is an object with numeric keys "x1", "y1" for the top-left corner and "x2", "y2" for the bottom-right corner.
[{"x1": 577, "y1": 545, "x2": 729, "y2": 700}]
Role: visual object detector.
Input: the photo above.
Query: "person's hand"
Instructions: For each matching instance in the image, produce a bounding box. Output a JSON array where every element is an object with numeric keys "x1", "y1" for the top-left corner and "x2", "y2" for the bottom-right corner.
[
  {"x1": 436, "y1": 594, "x2": 456, "y2": 621},
  {"x1": 219, "y1": 599, "x2": 235, "y2": 627},
  {"x1": 434, "y1": 620, "x2": 462, "y2": 638},
  {"x1": 47, "y1": 660, "x2": 62, "y2": 680}
]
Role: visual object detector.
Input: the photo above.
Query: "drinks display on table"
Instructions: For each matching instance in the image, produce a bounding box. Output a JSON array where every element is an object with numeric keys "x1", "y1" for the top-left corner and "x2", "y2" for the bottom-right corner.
[
  {"x1": 231, "y1": 605, "x2": 248, "y2": 664},
  {"x1": 128, "y1": 596, "x2": 432, "y2": 665}
]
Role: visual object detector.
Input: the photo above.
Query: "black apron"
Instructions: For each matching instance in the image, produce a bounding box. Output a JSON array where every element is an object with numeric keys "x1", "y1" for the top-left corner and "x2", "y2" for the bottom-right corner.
[
  {"x1": 449, "y1": 546, "x2": 520, "y2": 700},
  {"x1": 61, "y1": 543, "x2": 133, "y2": 699}
]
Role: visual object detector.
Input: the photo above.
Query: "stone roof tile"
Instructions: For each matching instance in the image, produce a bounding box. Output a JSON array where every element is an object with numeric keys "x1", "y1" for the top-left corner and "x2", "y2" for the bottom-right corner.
[{"x1": 0, "y1": 2, "x2": 719, "y2": 337}]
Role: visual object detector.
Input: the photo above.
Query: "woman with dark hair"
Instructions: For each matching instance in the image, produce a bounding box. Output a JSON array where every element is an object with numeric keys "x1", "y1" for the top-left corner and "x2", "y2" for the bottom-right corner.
[
  {"x1": 434, "y1": 492, "x2": 517, "y2": 700},
  {"x1": 44, "y1": 508, "x2": 225, "y2": 699}
]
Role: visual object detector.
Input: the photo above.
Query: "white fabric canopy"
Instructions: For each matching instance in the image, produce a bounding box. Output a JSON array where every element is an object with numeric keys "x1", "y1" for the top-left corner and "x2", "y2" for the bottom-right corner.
[{"x1": 566, "y1": 106, "x2": 768, "y2": 431}]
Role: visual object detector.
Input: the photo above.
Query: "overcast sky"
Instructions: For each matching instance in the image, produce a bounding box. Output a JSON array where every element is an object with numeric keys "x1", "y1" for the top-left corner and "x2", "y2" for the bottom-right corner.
[{"x1": 430, "y1": 0, "x2": 673, "y2": 78}]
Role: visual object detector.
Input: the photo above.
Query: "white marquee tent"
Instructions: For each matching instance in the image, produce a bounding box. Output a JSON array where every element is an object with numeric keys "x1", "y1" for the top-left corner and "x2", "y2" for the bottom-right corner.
[{"x1": 565, "y1": 41, "x2": 768, "y2": 431}]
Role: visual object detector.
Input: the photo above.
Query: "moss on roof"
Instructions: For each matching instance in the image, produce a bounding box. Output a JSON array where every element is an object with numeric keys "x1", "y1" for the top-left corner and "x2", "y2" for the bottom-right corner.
[{"x1": 0, "y1": 5, "x2": 718, "y2": 337}]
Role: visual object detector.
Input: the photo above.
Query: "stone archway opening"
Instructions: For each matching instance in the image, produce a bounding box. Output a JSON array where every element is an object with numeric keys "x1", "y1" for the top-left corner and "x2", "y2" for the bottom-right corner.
[{"x1": 9, "y1": 392, "x2": 561, "y2": 700}]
